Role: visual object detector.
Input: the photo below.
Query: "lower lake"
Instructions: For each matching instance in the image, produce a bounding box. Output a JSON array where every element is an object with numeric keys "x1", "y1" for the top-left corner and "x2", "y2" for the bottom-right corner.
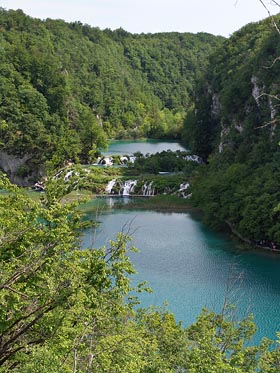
[{"x1": 82, "y1": 200, "x2": 280, "y2": 345}]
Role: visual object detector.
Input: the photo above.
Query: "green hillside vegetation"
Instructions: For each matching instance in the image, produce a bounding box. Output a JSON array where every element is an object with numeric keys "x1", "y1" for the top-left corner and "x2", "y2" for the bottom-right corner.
[
  {"x1": 183, "y1": 15, "x2": 280, "y2": 247},
  {"x1": 0, "y1": 8, "x2": 222, "y2": 184}
]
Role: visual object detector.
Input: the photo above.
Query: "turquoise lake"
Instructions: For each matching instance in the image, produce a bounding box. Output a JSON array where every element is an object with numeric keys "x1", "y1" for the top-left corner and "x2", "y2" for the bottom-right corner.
[
  {"x1": 102, "y1": 139, "x2": 187, "y2": 156},
  {"x1": 82, "y1": 202, "x2": 280, "y2": 345}
]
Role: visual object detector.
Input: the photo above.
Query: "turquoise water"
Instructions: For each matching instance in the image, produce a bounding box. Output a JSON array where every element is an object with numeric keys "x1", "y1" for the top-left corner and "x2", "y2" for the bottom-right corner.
[
  {"x1": 102, "y1": 139, "x2": 187, "y2": 156},
  {"x1": 82, "y1": 205, "x2": 280, "y2": 344}
]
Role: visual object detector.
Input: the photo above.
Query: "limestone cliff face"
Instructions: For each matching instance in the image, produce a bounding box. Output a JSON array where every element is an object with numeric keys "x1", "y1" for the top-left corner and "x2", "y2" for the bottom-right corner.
[
  {"x1": 217, "y1": 73, "x2": 278, "y2": 154},
  {"x1": 0, "y1": 152, "x2": 42, "y2": 186}
]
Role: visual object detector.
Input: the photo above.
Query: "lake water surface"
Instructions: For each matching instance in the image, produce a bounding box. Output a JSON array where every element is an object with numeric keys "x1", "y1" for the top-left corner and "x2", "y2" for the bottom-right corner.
[
  {"x1": 82, "y1": 202, "x2": 280, "y2": 345},
  {"x1": 102, "y1": 139, "x2": 187, "y2": 156}
]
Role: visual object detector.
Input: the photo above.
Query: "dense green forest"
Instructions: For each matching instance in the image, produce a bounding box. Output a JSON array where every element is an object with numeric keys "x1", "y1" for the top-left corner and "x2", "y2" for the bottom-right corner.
[
  {"x1": 0, "y1": 8, "x2": 222, "y2": 184},
  {"x1": 183, "y1": 15, "x2": 280, "y2": 248}
]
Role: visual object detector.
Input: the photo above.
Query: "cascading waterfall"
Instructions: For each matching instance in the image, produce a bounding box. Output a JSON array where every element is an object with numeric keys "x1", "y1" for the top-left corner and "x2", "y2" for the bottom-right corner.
[
  {"x1": 64, "y1": 170, "x2": 74, "y2": 181},
  {"x1": 93, "y1": 156, "x2": 113, "y2": 166},
  {"x1": 93, "y1": 155, "x2": 136, "y2": 166},
  {"x1": 105, "y1": 179, "x2": 191, "y2": 197},
  {"x1": 121, "y1": 180, "x2": 137, "y2": 196},
  {"x1": 178, "y1": 182, "x2": 191, "y2": 198},
  {"x1": 142, "y1": 181, "x2": 154, "y2": 196},
  {"x1": 105, "y1": 179, "x2": 138, "y2": 195},
  {"x1": 105, "y1": 179, "x2": 116, "y2": 194}
]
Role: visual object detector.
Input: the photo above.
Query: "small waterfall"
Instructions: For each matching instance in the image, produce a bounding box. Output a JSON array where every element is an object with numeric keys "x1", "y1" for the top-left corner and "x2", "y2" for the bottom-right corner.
[
  {"x1": 184, "y1": 154, "x2": 203, "y2": 163},
  {"x1": 101, "y1": 157, "x2": 113, "y2": 166},
  {"x1": 64, "y1": 170, "x2": 74, "y2": 182},
  {"x1": 122, "y1": 180, "x2": 137, "y2": 196},
  {"x1": 93, "y1": 156, "x2": 113, "y2": 166},
  {"x1": 128, "y1": 156, "x2": 136, "y2": 164},
  {"x1": 53, "y1": 168, "x2": 78, "y2": 182},
  {"x1": 34, "y1": 181, "x2": 45, "y2": 191},
  {"x1": 120, "y1": 156, "x2": 128, "y2": 164},
  {"x1": 93, "y1": 155, "x2": 136, "y2": 166},
  {"x1": 120, "y1": 155, "x2": 136, "y2": 164},
  {"x1": 142, "y1": 181, "x2": 154, "y2": 196},
  {"x1": 178, "y1": 182, "x2": 191, "y2": 198},
  {"x1": 105, "y1": 179, "x2": 137, "y2": 195},
  {"x1": 105, "y1": 179, "x2": 116, "y2": 194},
  {"x1": 179, "y1": 182, "x2": 190, "y2": 192}
]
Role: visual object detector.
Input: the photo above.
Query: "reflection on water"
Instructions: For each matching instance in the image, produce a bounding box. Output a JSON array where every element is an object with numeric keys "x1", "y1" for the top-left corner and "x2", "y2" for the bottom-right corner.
[{"x1": 82, "y1": 204, "x2": 280, "y2": 344}]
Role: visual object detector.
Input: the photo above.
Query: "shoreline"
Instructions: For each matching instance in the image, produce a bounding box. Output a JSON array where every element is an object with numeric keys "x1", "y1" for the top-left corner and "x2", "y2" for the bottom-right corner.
[{"x1": 225, "y1": 220, "x2": 280, "y2": 255}]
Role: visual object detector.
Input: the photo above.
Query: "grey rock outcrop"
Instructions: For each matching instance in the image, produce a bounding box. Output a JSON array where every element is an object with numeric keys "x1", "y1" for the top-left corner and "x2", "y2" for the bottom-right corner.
[{"x1": 0, "y1": 151, "x2": 42, "y2": 186}]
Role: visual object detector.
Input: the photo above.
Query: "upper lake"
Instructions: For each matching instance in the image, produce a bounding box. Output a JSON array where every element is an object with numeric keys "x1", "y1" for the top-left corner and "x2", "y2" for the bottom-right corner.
[{"x1": 102, "y1": 139, "x2": 187, "y2": 156}]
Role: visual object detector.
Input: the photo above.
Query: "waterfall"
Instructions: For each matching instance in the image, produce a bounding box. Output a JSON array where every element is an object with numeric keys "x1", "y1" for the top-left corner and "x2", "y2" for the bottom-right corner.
[
  {"x1": 93, "y1": 155, "x2": 136, "y2": 166},
  {"x1": 105, "y1": 179, "x2": 137, "y2": 195},
  {"x1": 64, "y1": 170, "x2": 74, "y2": 182},
  {"x1": 101, "y1": 157, "x2": 113, "y2": 166},
  {"x1": 105, "y1": 179, "x2": 191, "y2": 197},
  {"x1": 105, "y1": 179, "x2": 116, "y2": 194},
  {"x1": 179, "y1": 182, "x2": 190, "y2": 192},
  {"x1": 142, "y1": 181, "x2": 154, "y2": 196},
  {"x1": 93, "y1": 156, "x2": 113, "y2": 166},
  {"x1": 178, "y1": 182, "x2": 191, "y2": 198},
  {"x1": 122, "y1": 180, "x2": 137, "y2": 196},
  {"x1": 184, "y1": 154, "x2": 203, "y2": 163}
]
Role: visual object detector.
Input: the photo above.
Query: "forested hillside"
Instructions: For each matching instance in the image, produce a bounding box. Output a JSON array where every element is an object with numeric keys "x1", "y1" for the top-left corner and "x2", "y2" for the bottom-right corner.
[
  {"x1": 1, "y1": 7, "x2": 280, "y2": 243},
  {"x1": 183, "y1": 15, "x2": 280, "y2": 247},
  {"x1": 0, "y1": 8, "x2": 222, "y2": 184}
]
